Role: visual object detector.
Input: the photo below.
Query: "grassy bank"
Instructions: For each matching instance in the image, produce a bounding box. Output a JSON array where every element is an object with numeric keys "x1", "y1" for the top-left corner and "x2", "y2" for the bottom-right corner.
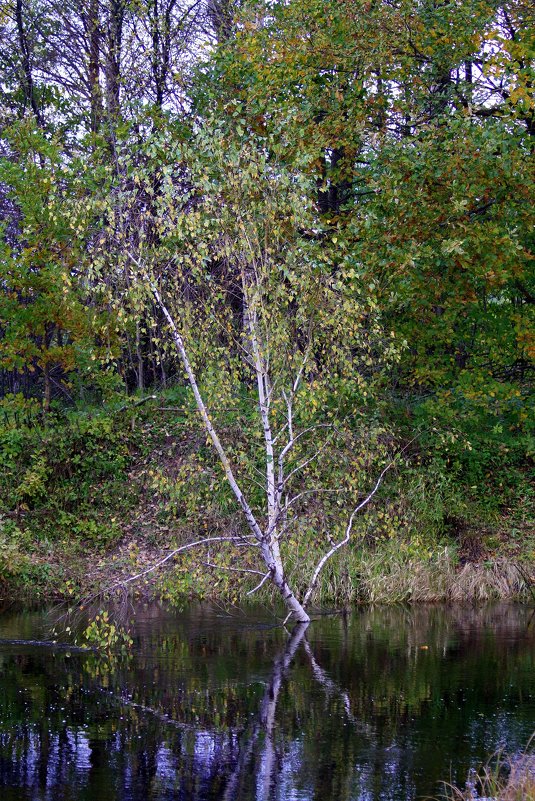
[{"x1": 0, "y1": 391, "x2": 533, "y2": 607}]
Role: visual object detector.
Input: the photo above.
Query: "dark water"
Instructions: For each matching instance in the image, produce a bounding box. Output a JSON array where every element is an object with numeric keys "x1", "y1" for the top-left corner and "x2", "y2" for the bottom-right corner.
[{"x1": 0, "y1": 603, "x2": 534, "y2": 801}]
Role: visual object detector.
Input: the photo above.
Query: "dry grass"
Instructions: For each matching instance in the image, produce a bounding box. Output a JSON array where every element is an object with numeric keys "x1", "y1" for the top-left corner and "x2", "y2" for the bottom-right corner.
[
  {"x1": 438, "y1": 749, "x2": 535, "y2": 801},
  {"x1": 356, "y1": 547, "x2": 531, "y2": 605},
  {"x1": 268, "y1": 541, "x2": 533, "y2": 608}
]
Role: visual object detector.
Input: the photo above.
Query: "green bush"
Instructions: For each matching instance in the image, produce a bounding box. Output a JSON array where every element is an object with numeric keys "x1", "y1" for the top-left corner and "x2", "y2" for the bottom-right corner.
[{"x1": 0, "y1": 397, "x2": 138, "y2": 547}]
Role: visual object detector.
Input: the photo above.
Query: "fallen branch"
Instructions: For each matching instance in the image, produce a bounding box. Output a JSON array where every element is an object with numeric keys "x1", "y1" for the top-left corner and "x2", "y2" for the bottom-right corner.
[
  {"x1": 116, "y1": 395, "x2": 157, "y2": 412},
  {"x1": 81, "y1": 535, "x2": 257, "y2": 605}
]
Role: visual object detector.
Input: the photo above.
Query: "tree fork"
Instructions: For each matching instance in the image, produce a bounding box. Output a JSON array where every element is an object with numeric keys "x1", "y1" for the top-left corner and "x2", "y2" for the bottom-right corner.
[{"x1": 139, "y1": 265, "x2": 310, "y2": 623}]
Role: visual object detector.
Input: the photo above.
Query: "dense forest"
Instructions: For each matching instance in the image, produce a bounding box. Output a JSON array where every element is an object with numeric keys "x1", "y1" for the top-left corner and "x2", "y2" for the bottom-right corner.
[{"x1": 0, "y1": 0, "x2": 533, "y2": 609}]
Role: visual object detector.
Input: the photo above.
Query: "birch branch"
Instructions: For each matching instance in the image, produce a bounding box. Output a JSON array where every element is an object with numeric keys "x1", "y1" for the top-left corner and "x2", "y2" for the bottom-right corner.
[
  {"x1": 247, "y1": 571, "x2": 271, "y2": 596},
  {"x1": 276, "y1": 423, "x2": 334, "y2": 503},
  {"x1": 84, "y1": 535, "x2": 257, "y2": 603},
  {"x1": 302, "y1": 461, "x2": 394, "y2": 609},
  {"x1": 202, "y1": 562, "x2": 266, "y2": 576}
]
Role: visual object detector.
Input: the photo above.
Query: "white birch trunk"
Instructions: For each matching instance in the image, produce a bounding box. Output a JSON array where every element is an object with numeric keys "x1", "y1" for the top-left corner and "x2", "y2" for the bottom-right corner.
[{"x1": 150, "y1": 277, "x2": 310, "y2": 623}]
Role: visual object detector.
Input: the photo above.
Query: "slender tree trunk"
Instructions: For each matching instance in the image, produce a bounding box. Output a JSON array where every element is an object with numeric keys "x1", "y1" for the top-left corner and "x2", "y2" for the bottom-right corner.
[
  {"x1": 15, "y1": 0, "x2": 43, "y2": 126},
  {"x1": 105, "y1": 0, "x2": 124, "y2": 125},
  {"x1": 88, "y1": 0, "x2": 103, "y2": 133},
  {"x1": 150, "y1": 0, "x2": 164, "y2": 108},
  {"x1": 43, "y1": 365, "x2": 51, "y2": 413},
  {"x1": 148, "y1": 276, "x2": 310, "y2": 623},
  {"x1": 42, "y1": 324, "x2": 55, "y2": 413},
  {"x1": 208, "y1": 0, "x2": 233, "y2": 42},
  {"x1": 136, "y1": 320, "x2": 144, "y2": 391}
]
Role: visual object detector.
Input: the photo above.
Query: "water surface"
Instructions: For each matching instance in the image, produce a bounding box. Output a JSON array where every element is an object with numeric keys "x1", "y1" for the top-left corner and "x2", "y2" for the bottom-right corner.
[{"x1": 0, "y1": 603, "x2": 534, "y2": 800}]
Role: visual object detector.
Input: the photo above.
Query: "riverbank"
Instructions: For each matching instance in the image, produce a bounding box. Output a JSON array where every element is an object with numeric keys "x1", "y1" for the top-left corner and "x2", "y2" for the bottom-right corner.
[
  {"x1": 1, "y1": 534, "x2": 532, "y2": 608},
  {"x1": 439, "y1": 752, "x2": 535, "y2": 801},
  {"x1": 2, "y1": 510, "x2": 532, "y2": 609},
  {"x1": 1, "y1": 393, "x2": 533, "y2": 607}
]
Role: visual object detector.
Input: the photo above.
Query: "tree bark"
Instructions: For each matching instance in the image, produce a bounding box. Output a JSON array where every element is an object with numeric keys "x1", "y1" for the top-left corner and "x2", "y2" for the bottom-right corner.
[
  {"x1": 105, "y1": 0, "x2": 124, "y2": 123},
  {"x1": 88, "y1": 0, "x2": 103, "y2": 133}
]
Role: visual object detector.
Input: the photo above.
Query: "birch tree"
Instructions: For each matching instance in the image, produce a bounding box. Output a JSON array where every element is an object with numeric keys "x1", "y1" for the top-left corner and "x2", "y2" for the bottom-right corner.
[{"x1": 93, "y1": 120, "x2": 398, "y2": 621}]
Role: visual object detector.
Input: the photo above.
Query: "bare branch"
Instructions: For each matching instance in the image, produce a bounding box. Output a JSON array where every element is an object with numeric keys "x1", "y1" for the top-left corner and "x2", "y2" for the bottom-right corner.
[
  {"x1": 284, "y1": 487, "x2": 347, "y2": 513},
  {"x1": 277, "y1": 423, "x2": 335, "y2": 503},
  {"x1": 281, "y1": 437, "x2": 331, "y2": 491},
  {"x1": 84, "y1": 535, "x2": 257, "y2": 602},
  {"x1": 302, "y1": 461, "x2": 395, "y2": 609},
  {"x1": 281, "y1": 610, "x2": 293, "y2": 627},
  {"x1": 247, "y1": 571, "x2": 271, "y2": 596},
  {"x1": 202, "y1": 561, "x2": 266, "y2": 576}
]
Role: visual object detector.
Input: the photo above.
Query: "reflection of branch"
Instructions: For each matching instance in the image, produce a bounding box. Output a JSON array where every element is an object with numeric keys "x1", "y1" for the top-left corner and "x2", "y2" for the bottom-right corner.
[
  {"x1": 223, "y1": 623, "x2": 309, "y2": 801},
  {"x1": 97, "y1": 687, "x2": 201, "y2": 733},
  {"x1": 301, "y1": 636, "x2": 374, "y2": 738},
  {"x1": 302, "y1": 637, "x2": 353, "y2": 718}
]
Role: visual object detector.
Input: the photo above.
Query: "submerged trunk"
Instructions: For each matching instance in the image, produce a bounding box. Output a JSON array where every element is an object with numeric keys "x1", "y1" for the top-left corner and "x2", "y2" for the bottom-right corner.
[{"x1": 271, "y1": 564, "x2": 310, "y2": 623}]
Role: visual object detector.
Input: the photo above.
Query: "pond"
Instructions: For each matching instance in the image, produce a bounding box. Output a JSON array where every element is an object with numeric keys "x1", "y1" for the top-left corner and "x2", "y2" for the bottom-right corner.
[{"x1": 0, "y1": 603, "x2": 534, "y2": 800}]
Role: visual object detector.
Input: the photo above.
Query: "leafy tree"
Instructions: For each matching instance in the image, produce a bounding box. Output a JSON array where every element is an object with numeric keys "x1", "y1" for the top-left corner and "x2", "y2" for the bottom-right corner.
[
  {"x1": 0, "y1": 122, "x2": 117, "y2": 409},
  {"x1": 203, "y1": 0, "x2": 534, "y2": 475},
  {"x1": 86, "y1": 115, "x2": 400, "y2": 619}
]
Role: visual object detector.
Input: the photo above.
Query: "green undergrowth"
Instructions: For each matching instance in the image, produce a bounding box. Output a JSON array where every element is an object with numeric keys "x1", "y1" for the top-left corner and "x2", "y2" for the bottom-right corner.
[
  {"x1": 158, "y1": 540, "x2": 533, "y2": 610},
  {"x1": 0, "y1": 388, "x2": 533, "y2": 606}
]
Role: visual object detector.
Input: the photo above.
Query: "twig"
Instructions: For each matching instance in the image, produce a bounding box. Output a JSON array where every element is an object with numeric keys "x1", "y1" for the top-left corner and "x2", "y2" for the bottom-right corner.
[
  {"x1": 202, "y1": 561, "x2": 266, "y2": 576},
  {"x1": 247, "y1": 572, "x2": 271, "y2": 596}
]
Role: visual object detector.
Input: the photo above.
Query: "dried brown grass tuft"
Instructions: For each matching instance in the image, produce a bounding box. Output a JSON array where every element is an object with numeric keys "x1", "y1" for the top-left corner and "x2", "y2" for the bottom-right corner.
[
  {"x1": 356, "y1": 548, "x2": 530, "y2": 605},
  {"x1": 438, "y1": 748, "x2": 535, "y2": 801},
  {"x1": 450, "y1": 560, "x2": 525, "y2": 602}
]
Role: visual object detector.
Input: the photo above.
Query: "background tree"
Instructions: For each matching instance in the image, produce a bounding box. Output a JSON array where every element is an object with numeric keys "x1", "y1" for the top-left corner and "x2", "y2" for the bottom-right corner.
[
  {"x1": 0, "y1": 0, "x2": 532, "y2": 606},
  {"x1": 0, "y1": 123, "x2": 118, "y2": 410}
]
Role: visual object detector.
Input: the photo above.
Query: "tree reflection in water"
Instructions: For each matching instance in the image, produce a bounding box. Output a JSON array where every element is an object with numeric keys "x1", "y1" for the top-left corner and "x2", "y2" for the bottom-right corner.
[{"x1": 0, "y1": 603, "x2": 534, "y2": 801}]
